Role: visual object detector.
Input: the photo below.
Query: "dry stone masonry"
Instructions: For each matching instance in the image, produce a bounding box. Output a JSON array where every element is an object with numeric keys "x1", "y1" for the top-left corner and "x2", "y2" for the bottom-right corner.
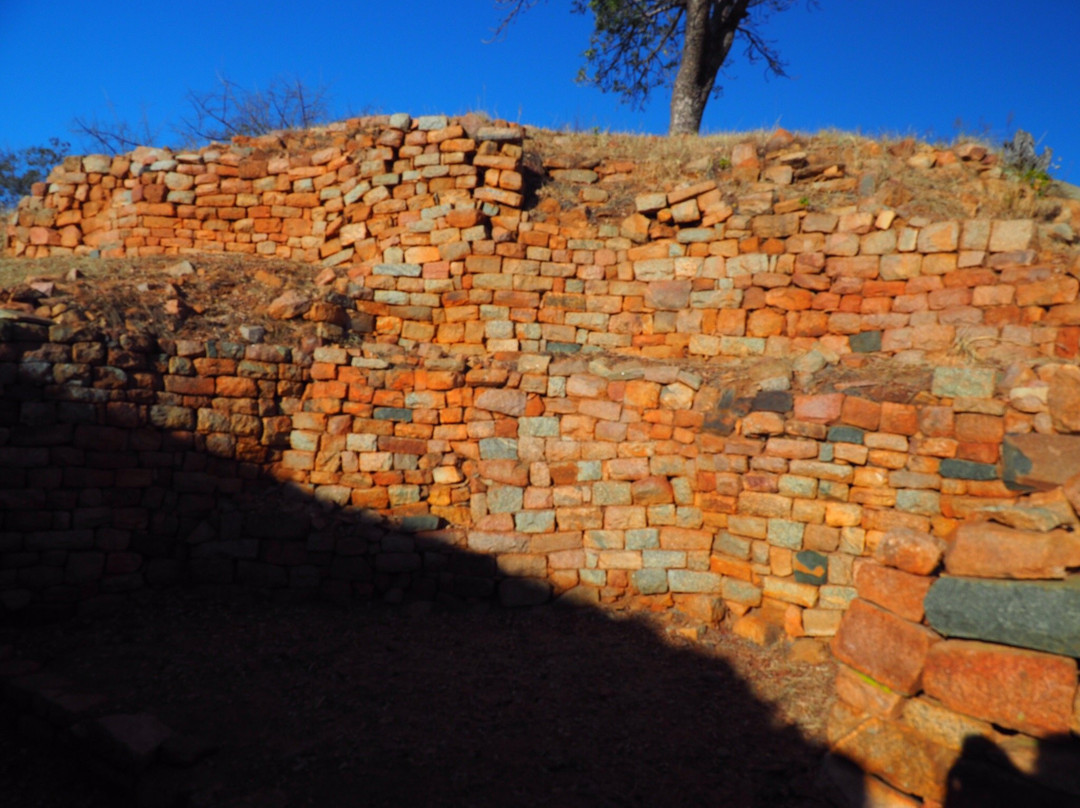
[{"x1": 4, "y1": 114, "x2": 1080, "y2": 805}]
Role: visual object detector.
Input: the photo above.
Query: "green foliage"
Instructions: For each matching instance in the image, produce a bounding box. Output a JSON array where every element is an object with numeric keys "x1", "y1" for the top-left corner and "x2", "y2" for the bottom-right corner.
[
  {"x1": 495, "y1": 1, "x2": 809, "y2": 133},
  {"x1": 0, "y1": 138, "x2": 69, "y2": 210}
]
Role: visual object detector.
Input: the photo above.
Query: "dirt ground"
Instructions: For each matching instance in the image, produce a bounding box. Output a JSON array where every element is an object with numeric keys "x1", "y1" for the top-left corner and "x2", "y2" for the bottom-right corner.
[{"x1": 1, "y1": 588, "x2": 837, "y2": 807}]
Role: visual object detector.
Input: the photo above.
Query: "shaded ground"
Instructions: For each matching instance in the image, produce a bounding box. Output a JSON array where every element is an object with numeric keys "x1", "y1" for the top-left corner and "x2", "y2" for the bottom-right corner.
[{"x1": 1, "y1": 589, "x2": 836, "y2": 807}]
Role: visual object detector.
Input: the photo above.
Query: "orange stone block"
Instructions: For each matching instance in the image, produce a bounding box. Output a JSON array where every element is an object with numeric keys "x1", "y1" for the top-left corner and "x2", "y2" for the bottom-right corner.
[
  {"x1": 830, "y1": 599, "x2": 940, "y2": 695},
  {"x1": 853, "y1": 560, "x2": 933, "y2": 622},
  {"x1": 879, "y1": 402, "x2": 918, "y2": 436},
  {"x1": 840, "y1": 395, "x2": 881, "y2": 430},
  {"x1": 923, "y1": 640, "x2": 1078, "y2": 737}
]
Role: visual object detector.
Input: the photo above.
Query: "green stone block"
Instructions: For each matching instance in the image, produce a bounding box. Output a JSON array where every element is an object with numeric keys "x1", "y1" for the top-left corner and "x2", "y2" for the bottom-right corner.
[
  {"x1": 400, "y1": 515, "x2": 440, "y2": 533},
  {"x1": 631, "y1": 568, "x2": 668, "y2": 595},
  {"x1": 767, "y1": 519, "x2": 804, "y2": 550},
  {"x1": 828, "y1": 425, "x2": 865, "y2": 445},
  {"x1": 626, "y1": 529, "x2": 659, "y2": 550},
  {"x1": 751, "y1": 390, "x2": 793, "y2": 413},
  {"x1": 713, "y1": 530, "x2": 751, "y2": 559},
  {"x1": 374, "y1": 407, "x2": 412, "y2": 422},
  {"x1": 547, "y1": 342, "x2": 581, "y2": 354},
  {"x1": 479, "y1": 438, "x2": 518, "y2": 460},
  {"x1": 925, "y1": 576, "x2": 1080, "y2": 657},
  {"x1": 849, "y1": 330, "x2": 882, "y2": 353},
  {"x1": 793, "y1": 550, "x2": 828, "y2": 585},
  {"x1": 931, "y1": 366, "x2": 996, "y2": 399},
  {"x1": 514, "y1": 510, "x2": 555, "y2": 533},
  {"x1": 895, "y1": 489, "x2": 941, "y2": 515},
  {"x1": 668, "y1": 570, "x2": 722, "y2": 594},
  {"x1": 518, "y1": 416, "x2": 559, "y2": 437},
  {"x1": 722, "y1": 578, "x2": 762, "y2": 606},
  {"x1": 939, "y1": 458, "x2": 998, "y2": 480}
]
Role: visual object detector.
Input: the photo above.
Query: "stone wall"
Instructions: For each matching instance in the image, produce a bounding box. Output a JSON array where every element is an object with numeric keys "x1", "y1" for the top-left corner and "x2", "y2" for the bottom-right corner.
[
  {"x1": 4, "y1": 115, "x2": 1080, "y2": 803},
  {"x1": 6, "y1": 115, "x2": 1080, "y2": 364},
  {"x1": 821, "y1": 467, "x2": 1080, "y2": 807}
]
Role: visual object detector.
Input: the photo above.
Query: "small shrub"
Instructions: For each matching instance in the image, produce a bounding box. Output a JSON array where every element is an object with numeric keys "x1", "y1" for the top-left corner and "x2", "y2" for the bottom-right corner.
[{"x1": 1001, "y1": 129, "x2": 1054, "y2": 192}]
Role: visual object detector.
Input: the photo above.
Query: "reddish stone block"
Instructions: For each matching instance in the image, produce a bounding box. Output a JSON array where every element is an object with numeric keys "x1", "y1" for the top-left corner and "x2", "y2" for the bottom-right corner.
[
  {"x1": 946, "y1": 521, "x2": 1080, "y2": 579},
  {"x1": 954, "y1": 413, "x2": 1004, "y2": 444},
  {"x1": 764, "y1": 287, "x2": 813, "y2": 311},
  {"x1": 918, "y1": 406, "x2": 954, "y2": 437},
  {"x1": 794, "y1": 393, "x2": 844, "y2": 423},
  {"x1": 854, "y1": 559, "x2": 933, "y2": 622},
  {"x1": 923, "y1": 640, "x2": 1078, "y2": 736},
  {"x1": 830, "y1": 599, "x2": 940, "y2": 695},
  {"x1": 834, "y1": 664, "x2": 904, "y2": 718},
  {"x1": 874, "y1": 527, "x2": 945, "y2": 574},
  {"x1": 880, "y1": 402, "x2": 918, "y2": 436},
  {"x1": 631, "y1": 476, "x2": 674, "y2": 504},
  {"x1": 841, "y1": 395, "x2": 881, "y2": 430}
]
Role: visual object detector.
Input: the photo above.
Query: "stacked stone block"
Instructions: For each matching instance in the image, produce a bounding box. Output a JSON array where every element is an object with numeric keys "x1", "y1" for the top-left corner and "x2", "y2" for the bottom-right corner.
[
  {"x1": 5, "y1": 118, "x2": 1080, "y2": 365},
  {"x1": 823, "y1": 456, "x2": 1080, "y2": 806},
  {"x1": 6, "y1": 118, "x2": 1080, "y2": 803}
]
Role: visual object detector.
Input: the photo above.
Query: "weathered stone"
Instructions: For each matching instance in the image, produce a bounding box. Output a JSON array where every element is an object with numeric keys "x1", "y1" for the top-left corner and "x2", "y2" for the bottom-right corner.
[
  {"x1": 848, "y1": 330, "x2": 882, "y2": 353},
  {"x1": 668, "y1": 570, "x2": 722, "y2": 594},
  {"x1": 631, "y1": 568, "x2": 668, "y2": 595},
  {"x1": 855, "y1": 561, "x2": 933, "y2": 622},
  {"x1": 267, "y1": 290, "x2": 311, "y2": 320},
  {"x1": 750, "y1": 390, "x2": 793, "y2": 413},
  {"x1": 834, "y1": 664, "x2": 903, "y2": 718},
  {"x1": 474, "y1": 388, "x2": 528, "y2": 417},
  {"x1": 946, "y1": 520, "x2": 1080, "y2": 579},
  {"x1": 939, "y1": 458, "x2": 998, "y2": 481},
  {"x1": 793, "y1": 550, "x2": 828, "y2": 585},
  {"x1": 874, "y1": 528, "x2": 946, "y2": 575},
  {"x1": 989, "y1": 219, "x2": 1036, "y2": 252},
  {"x1": 975, "y1": 503, "x2": 1072, "y2": 532},
  {"x1": 900, "y1": 697, "x2": 995, "y2": 751},
  {"x1": 925, "y1": 575, "x2": 1080, "y2": 657},
  {"x1": 478, "y1": 437, "x2": 518, "y2": 460},
  {"x1": 923, "y1": 640, "x2": 1077, "y2": 736},
  {"x1": 644, "y1": 280, "x2": 692, "y2": 311},
  {"x1": 931, "y1": 367, "x2": 996, "y2": 399},
  {"x1": 830, "y1": 599, "x2": 940, "y2": 695},
  {"x1": 831, "y1": 717, "x2": 956, "y2": 802},
  {"x1": 762, "y1": 575, "x2": 818, "y2": 606},
  {"x1": 634, "y1": 192, "x2": 667, "y2": 214},
  {"x1": 1005, "y1": 433, "x2": 1080, "y2": 491}
]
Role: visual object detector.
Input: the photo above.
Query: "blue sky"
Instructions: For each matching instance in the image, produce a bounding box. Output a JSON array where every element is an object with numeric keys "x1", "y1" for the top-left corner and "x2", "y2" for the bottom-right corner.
[{"x1": 2, "y1": 0, "x2": 1078, "y2": 182}]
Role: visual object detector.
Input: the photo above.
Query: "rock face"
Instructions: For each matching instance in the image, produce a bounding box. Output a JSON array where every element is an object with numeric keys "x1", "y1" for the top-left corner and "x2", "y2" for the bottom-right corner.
[{"x1": 924, "y1": 575, "x2": 1080, "y2": 657}]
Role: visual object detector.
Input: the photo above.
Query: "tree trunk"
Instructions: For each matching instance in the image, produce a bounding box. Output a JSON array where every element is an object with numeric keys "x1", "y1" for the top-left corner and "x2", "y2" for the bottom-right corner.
[{"x1": 668, "y1": 0, "x2": 748, "y2": 135}]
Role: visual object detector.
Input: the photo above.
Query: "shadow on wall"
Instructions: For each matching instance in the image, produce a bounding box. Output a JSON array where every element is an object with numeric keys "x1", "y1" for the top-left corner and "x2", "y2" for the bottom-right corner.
[
  {"x1": 943, "y1": 735, "x2": 1080, "y2": 808},
  {"x1": 0, "y1": 324, "x2": 844, "y2": 806},
  {"x1": 4, "y1": 326, "x2": 1080, "y2": 807}
]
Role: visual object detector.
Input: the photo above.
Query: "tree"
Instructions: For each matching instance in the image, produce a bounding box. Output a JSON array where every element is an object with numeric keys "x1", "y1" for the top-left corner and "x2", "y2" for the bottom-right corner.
[
  {"x1": 0, "y1": 138, "x2": 70, "y2": 210},
  {"x1": 71, "y1": 73, "x2": 332, "y2": 153},
  {"x1": 495, "y1": 0, "x2": 811, "y2": 135},
  {"x1": 174, "y1": 74, "x2": 331, "y2": 145}
]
